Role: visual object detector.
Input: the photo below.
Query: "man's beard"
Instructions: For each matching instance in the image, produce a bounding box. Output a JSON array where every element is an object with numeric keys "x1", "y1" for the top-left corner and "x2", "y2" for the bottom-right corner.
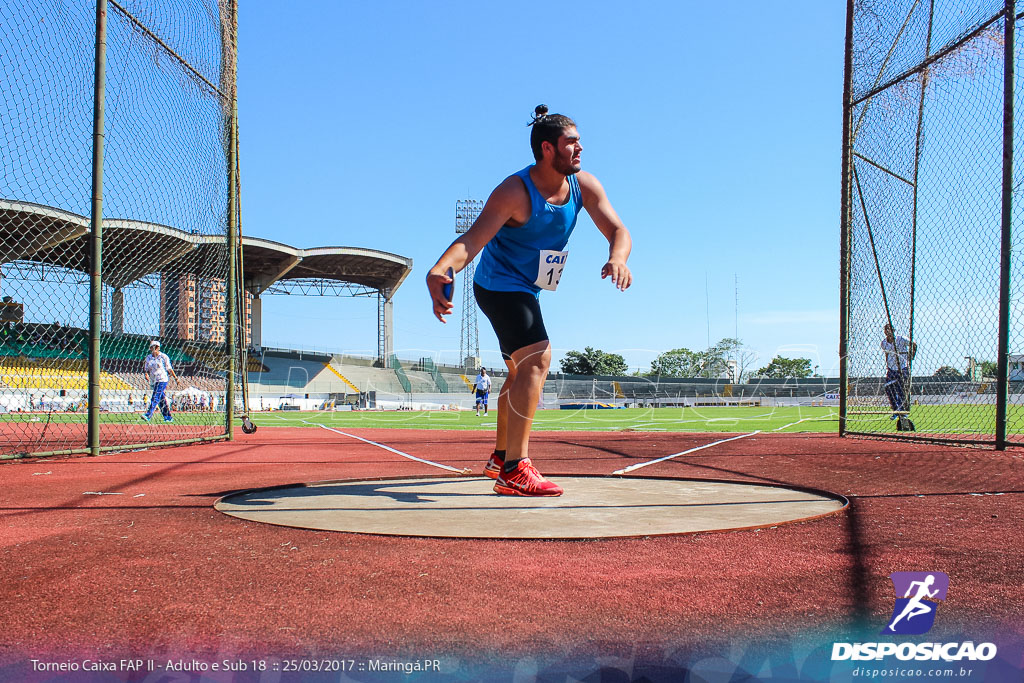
[{"x1": 553, "y1": 151, "x2": 581, "y2": 176}]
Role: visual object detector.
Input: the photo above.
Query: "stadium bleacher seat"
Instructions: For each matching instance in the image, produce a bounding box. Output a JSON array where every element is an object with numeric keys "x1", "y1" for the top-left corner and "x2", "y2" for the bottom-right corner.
[{"x1": 0, "y1": 358, "x2": 135, "y2": 391}]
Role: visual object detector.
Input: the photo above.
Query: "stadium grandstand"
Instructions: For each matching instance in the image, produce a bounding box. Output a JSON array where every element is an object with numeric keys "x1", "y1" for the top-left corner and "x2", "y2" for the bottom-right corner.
[
  {"x1": 0, "y1": 200, "x2": 413, "y2": 448},
  {"x1": 0, "y1": 200, "x2": 412, "y2": 360}
]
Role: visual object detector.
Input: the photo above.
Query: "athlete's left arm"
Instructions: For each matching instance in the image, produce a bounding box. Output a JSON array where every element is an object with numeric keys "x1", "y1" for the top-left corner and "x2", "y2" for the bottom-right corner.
[{"x1": 578, "y1": 171, "x2": 632, "y2": 291}]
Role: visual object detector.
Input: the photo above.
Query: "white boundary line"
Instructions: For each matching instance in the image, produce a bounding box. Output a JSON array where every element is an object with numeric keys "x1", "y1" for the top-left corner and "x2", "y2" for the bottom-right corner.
[
  {"x1": 612, "y1": 431, "x2": 761, "y2": 475},
  {"x1": 773, "y1": 417, "x2": 815, "y2": 431},
  {"x1": 305, "y1": 421, "x2": 472, "y2": 475},
  {"x1": 772, "y1": 415, "x2": 839, "y2": 431}
]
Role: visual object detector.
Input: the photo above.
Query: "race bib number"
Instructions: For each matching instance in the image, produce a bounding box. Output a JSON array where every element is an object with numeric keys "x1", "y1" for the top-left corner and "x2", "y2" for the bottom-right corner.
[{"x1": 535, "y1": 250, "x2": 568, "y2": 291}]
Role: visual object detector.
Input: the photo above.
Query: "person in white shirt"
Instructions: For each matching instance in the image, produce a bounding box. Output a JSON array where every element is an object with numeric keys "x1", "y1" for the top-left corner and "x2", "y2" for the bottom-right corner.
[
  {"x1": 473, "y1": 367, "x2": 492, "y2": 417},
  {"x1": 882, "y1": 323, "x2": 917, "y2": 420},
  {"x1": 142, "y1": 340, "x2": 178, "y2": 422}
]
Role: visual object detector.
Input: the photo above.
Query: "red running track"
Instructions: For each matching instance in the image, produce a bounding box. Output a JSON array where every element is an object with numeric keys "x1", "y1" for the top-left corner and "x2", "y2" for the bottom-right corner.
[{"x1": 1, "y1": 427, "x2": 1022, "y2": 680}]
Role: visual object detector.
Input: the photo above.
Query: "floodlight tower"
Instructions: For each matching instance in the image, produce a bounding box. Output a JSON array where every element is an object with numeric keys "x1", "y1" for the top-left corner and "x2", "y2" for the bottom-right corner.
[{"x1": 456, "y1": 199, "x2": 483, "y2": 370}]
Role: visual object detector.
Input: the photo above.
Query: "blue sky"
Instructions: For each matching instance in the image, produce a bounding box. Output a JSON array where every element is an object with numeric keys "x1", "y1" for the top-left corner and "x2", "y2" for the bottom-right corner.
[{"x1": 238, "y1": 1, "x2": 845, "y2": 375}]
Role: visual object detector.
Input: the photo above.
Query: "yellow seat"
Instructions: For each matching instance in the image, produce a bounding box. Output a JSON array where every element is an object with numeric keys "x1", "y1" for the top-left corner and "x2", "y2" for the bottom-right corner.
[{"x1": 0, "y1": 360, "x2": 135, "y2": 391}]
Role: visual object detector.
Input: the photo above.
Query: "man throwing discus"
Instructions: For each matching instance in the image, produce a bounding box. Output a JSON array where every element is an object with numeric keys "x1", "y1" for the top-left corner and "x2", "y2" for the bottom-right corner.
[
  {"x1": 427, "y1": 105, "x2": 633, "y2": 497},
  {"x1": 142, "y1": 340, "x2": 178, "y2": 422},
  {"x1": 473, "y1": 367, "x2": 492, "y2": 416}
]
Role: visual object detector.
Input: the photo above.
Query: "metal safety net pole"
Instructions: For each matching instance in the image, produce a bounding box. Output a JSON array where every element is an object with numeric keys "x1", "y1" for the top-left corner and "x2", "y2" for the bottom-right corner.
[
  {"x1": 996, "y1": 0, "x2": 1016, "y2": 450},
  {"x1": 906, "y1": 0, "x2": 937, "y2": 417},
  {"x1": 88, "y1": 0, "x2": 108, "y2": 456},
  {"x1": 224, "y1": 0, "x2": 239, "y2": 439},
  {"x1": 839, "y1": 0, "x2": 855, "y2": 437},
  {"x1": 234, "y1": 124, "x2": 253, "y2": 431}
]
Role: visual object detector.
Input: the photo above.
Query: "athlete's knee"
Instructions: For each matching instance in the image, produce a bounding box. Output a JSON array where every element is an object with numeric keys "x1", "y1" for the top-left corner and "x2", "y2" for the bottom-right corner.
[
  {"x1": 520, "y1": 363, "x2": 547, "y2": 389},
  {"x1": 510, "y1": 343, "x2": 550, "y2": 385}
]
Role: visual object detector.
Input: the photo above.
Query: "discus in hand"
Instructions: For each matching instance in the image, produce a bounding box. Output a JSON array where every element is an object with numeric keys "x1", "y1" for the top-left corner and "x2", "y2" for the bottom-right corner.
[{"x1": 442, "y1": 267, "x2": 454, "y2": 303}]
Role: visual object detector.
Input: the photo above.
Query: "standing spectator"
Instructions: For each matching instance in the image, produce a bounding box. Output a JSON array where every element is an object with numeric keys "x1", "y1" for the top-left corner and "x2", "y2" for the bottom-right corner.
[
  {"x1": 882, "y1": 323, "x2": 917, "y2": 420},
  {"x1": 473, "y1": 367, "x2": 492, "y2": 417},
  {"x1": 142, "y1": 341, "x2": 178, "y2": 422}
]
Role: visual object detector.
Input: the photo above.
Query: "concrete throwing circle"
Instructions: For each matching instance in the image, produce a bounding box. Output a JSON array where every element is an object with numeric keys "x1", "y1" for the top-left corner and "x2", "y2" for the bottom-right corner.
[{"x1": 215, "y1": 476, "x2": 846, "y2": 539}]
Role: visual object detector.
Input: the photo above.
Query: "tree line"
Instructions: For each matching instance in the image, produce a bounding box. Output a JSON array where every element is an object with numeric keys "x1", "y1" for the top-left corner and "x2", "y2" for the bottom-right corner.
[
  {"x1": 558, "y1": 338, "x2": 816, "y2": 380},
  {"x1": 933, "y1": 360, "x2": 997, "y2": 381},
  {"x1": 560, "y1": 345, "x2": 999, "y2": 381}
]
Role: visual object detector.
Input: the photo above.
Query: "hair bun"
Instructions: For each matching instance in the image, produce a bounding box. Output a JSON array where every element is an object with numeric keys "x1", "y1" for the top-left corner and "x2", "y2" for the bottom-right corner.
[{"x1": 528, "y1": 104, "x2": 550, "y2": 126}]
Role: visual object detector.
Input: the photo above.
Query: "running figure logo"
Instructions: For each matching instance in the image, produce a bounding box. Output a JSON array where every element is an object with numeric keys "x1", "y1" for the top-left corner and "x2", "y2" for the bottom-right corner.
[{"x1": 883, "y1": 572, "x2": 949, "y2": 635}]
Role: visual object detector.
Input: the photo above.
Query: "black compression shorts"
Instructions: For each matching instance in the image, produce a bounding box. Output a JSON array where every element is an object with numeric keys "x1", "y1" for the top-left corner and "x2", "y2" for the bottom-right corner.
[{"x1": 474, "y1": 283, "x2": 549, "y2": 360}]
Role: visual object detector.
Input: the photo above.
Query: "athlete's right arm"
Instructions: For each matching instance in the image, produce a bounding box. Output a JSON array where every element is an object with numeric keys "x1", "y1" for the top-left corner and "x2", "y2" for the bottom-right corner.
[{"x1": 426, "y1": 177, "x2": 525, "y2": 323}]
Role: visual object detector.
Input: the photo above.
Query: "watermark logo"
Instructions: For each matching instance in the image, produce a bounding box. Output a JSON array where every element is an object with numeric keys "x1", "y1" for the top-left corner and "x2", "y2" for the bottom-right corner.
[
  {"x1": 832, "y1": 570, "x2": 997, "y2": 664},
  {"x1": 882, "y1": 571, "x2": 949, "y2": 635}
]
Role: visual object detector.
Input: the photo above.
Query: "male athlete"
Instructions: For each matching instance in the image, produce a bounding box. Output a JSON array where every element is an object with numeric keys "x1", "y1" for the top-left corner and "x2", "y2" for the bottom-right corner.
[
  {"x1": 882, "y1": 323, "x2": 917, "y2": 420},
  {"x1": 427, "y1": 105, "x2": 633, "y2": 496},
  {"x1": 473, "y1": 367, "x2": 492, "y2": 417},
  {"x1": 142, "y1": 340, "x2": 178, "y2": 422}
]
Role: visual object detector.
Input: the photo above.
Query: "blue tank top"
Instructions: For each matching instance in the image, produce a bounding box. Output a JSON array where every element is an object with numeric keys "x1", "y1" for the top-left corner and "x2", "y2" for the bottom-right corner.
[{"x1": 474, "y1": 166, "x2": 583, "y2": 295}]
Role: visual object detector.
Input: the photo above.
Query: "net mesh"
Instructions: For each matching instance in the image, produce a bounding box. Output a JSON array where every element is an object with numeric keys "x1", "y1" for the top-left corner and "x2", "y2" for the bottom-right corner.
[
  {"x1": 0, "y1": 0, "x2": 239, "y2": 455},
  {"x1": 845, "y1": 0, "x2": 1021, "y2": 442}
]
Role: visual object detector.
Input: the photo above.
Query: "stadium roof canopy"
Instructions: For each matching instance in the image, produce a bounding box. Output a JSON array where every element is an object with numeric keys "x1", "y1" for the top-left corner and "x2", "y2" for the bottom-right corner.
[{"x1": 0, "y1": 199, "x2": 412, "y2": 297}]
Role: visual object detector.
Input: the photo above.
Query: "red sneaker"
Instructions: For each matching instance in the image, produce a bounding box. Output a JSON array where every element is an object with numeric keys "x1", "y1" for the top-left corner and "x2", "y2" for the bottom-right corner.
[
  {"x1": 493, "y1": 458, "x2": 563, "y2": 497},
  {"x1": 483, "y1": 451, "x2": 504, "y2": 479}
]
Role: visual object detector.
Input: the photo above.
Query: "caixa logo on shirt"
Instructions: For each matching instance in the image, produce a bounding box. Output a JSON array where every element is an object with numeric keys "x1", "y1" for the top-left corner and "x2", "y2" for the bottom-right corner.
[{"x1": 831, "y1": 572, "x2": 998, "y2": 662}]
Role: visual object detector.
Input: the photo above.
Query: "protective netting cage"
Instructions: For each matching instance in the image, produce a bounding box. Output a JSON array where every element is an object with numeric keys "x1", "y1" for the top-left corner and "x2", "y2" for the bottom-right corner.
[
  {"x1": 840, "y1": 0, "x2": 1024, "y2": 447},
  {"x1": 0, "y1": 0, "x2": 243, "y2": 456}
]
